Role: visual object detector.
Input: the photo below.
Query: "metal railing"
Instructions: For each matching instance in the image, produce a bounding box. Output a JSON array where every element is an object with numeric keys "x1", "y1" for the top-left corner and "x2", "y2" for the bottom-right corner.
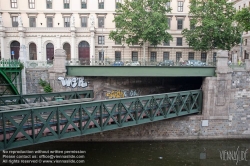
[
  {"x1": 228, "y1": 62, "x2": 246, "y2": 70},
  {"x1": 0, "y1": 90, "x2": 94, "y2": 106},
  {"x1": 0, "y1": 89, "x2": 202, "y2": 150},
  {"x1": 0, "y1": 59, "x2": 21, "y2": 68},
  {"x1": 66, "y1": 58, "x2": 217, "y2": 67}
]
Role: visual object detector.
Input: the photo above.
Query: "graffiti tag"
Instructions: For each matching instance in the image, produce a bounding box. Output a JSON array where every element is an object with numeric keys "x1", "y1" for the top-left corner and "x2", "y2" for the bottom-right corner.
[
  {"x1": 58, "y1": 77, "x2": 88, "y2": 88},
  {"x1": 106, "y1": 90, "x2": 140, "y2": 99}
]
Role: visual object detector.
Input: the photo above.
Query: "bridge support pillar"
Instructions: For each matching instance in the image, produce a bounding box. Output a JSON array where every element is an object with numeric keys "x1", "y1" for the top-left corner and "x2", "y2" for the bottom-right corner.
[
  {"x1": 202, "y1": 50, "x2": 232, "y2": 119},
  {"x1": 48, "y1": 49, "x2": 67, "y2": 92}
]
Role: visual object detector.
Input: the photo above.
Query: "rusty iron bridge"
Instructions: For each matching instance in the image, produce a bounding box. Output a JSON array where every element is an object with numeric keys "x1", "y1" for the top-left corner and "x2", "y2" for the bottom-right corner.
[{"x1": 0, "y1": 89, "x2": 202, "y2": 150}]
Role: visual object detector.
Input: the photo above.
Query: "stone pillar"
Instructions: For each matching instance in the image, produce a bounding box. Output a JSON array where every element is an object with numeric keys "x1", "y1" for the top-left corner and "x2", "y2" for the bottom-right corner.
[
  {"x1": 0, "y1": 32, "x2": 5, "y2": 59},
  {"x1": 202, "y1": 50, "x2": 232, "y2": 119},
  {"x1": 245, "y1": 59, "x2": 250, "y2": 71},
  {"x1": 56, "y1": 35, "x2": 61, "y2": 49},
  {"x1": 90, "y1": 31, "x2": 95, "y2": 65},
  {"x1": 48, "y1": 49, "x2": 67, "y2": 92},
  {"x1": 70, "y1": 32, "x2": 76, "y2": 60},
  {"x1": 18, "y1": 25, "x2": 26, "y2": 49},
  {"x1": 37, "y1": 35, "x2": 42, "y2": 60},
  {"x1": 19, "y1": 45, "x2": 27, "y2": 94}
]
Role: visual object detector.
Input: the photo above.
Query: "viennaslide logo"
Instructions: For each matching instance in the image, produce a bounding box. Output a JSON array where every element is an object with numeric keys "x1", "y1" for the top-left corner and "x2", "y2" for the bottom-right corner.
[{"x1": 219, "y1": 146, "x2": 248, "y2": 165}]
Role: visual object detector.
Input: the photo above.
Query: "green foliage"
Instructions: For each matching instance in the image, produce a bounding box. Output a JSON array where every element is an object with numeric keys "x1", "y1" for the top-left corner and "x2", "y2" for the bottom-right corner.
[
  {"x1": 38, "y1": 79, "x2": 53, "y2": 93},
  {"x1": 182, "y1": 0, "x2": 241, "y2": 52},
  {"x1": 109, "y1": 0, "x2": 173, "y2": 46},
  {"x1": 19, "y1": 62, "x2": 24, "y2": 70},
  {"x1": 235, "y1": 7, "x2": 250, "y2": 32},
  {"x1": 44, "y1": 84, "x2": 53, "y2": 93}
]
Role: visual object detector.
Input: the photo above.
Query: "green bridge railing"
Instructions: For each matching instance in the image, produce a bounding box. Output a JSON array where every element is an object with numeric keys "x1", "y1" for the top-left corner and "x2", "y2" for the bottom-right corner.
[
  {"x1": 0, "y1": 90, "x2": 94, "y2": 106},
  {"x1": 0, "y1": 59, "x2": 21, "y2": 68},
  {"x1": 0, "y1": 89, "x2": 202, "y2": 150}
]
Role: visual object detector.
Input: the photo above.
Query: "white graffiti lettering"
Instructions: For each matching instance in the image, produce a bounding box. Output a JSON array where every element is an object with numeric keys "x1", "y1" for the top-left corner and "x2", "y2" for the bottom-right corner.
[{"x1": 58, "y1": 77, "x2": 88, "y2": 88}]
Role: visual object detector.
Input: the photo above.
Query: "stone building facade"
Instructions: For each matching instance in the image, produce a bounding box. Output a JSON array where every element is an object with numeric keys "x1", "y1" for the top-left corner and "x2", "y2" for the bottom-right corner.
[
  {"x1": 229, "y1": 0, "x2": 250, "y2": 63},
  {"x1": 0, "y1": 0, "x2": 216, "y2": 64}
]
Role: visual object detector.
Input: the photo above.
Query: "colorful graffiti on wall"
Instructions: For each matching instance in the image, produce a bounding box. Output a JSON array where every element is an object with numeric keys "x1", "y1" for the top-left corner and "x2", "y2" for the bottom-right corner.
[
  {"x1": 106, "y1": 89, "x2": 140, "y2": 99},
  {"x1": 58, "y1": 77, "x2": 88, "y2": 88}
]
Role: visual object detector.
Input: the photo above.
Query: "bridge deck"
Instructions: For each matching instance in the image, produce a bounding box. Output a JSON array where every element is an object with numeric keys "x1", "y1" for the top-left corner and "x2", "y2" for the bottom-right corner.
[
  {"x1": 0, "y1": 89, "x2": 202, "y2": 150},
  {"x1": 66, "y1": 66, "x2": 216, "y2": 77}
]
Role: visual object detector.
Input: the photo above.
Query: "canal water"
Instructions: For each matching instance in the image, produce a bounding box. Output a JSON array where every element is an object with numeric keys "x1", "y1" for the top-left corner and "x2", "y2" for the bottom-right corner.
[{"x1": 1, "y1": 139, "x2": 250, "y2": 166}]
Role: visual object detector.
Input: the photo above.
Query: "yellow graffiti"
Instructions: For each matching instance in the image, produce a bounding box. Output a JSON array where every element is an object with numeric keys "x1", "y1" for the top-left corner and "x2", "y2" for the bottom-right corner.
[{"x1": 106, "y1": 90, "x2": 124, "y2": 99}]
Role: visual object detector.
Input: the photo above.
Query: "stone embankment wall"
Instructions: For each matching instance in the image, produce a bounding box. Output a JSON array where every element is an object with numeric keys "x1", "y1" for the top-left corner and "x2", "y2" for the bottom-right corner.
[
  {"x1": 63, "y1": 70, "x2": 250, "y2": 142},
  {"x1": 63, "y1": 53, "x2": 250, "y2": 142}
]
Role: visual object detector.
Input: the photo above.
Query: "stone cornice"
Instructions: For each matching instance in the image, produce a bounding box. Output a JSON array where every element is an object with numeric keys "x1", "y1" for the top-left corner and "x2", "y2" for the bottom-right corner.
[
  {"x1": 112, "y1": 46, "x2": 125, "y2": 48},
  {"x1": 95, "y1": 46, "x2": 108, "y2": 48}
]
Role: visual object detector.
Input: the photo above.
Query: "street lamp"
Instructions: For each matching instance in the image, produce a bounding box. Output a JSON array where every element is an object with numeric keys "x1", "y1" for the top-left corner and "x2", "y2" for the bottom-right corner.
[{"x1": 101, "y1": 20, "x2": 104, "y2": 65}]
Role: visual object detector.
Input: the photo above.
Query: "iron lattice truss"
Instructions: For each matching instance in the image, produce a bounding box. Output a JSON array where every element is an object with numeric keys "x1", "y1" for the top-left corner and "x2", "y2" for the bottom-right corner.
[{"x1": 0, "y1": 90, "x2": 202, "y2": 150}]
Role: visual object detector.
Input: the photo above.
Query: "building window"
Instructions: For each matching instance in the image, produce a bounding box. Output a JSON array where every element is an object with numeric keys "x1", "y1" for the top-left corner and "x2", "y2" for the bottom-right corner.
[
  {"x1": 150, "y1": 52, "x2": 157, "y2": 62},
  {"x1": 166, "y1": 2, "x2": 170, "y2": 9},
  {"x1": 116, "y1": 0, "x2": 121, "y2": 9},
  {"x1": 176, "y1": 52, "x2": 182, "y2": 62},
  {"x1": 115, "y1": 51, "x2": 121, "y2": 61},
  {"x1": 46, "y1": 0, "x2": 52, "y2": 9},
  {"x1": 188, "y1": 52, "x2": 194, "y2": 60},
  {"x1": 11, "y1": 0, "x2": 17, "y2": 8},
  {"x1": 81, "y1": 17, "x2": 87, "y2": 27},
  {"x1": 99, "y1": 52, "x2": 104, "y2": 61},
  {"x1": 98, "y1": 17, "x2": 104, "y2": 28},
  {"x1": 244, "y1": 39, "x2": 247, "y2": 46},
  {"x1": 163, "y1": 41, "x2": 170, "y2": 46},
  {"x1": 29, "y1": 17, "x2": 36, "y2": 27},
  {"x1": 98, "y1": 36, "x2": 105, "y2": 44},
  {"x1": 176, "y1": 37, "x2": 182, "y2": 46},
  {"x1": 47, "y1": 17, "x2": 53, "y2": 27},
  {"x1": 64, "y1": 0, "x2": 70, "y2": 9},
  {"x1": 190, "y1": 20, "x2": 195, "y2": 30},
  {"x1": 115, "y1": 39, "x2": 121, "y2": 45},
  {"x1": 12, "y1": 16, "x2": 18, "y2": 27},
  {"x1": 98, "y1": 0, "x2": 104, "y2": 9},
  {"x1": 81, "y1": 0, "x2": 87, "y2": 9},
  {"x1": 177, "y1": 19, "x2": 183, "y2": 30},
  {"x1": 28, "y1": 0, "x2": 35, "y2": 8},
  {"x1": 64, "y1": 17, "x2": 70, "y2": 27},
  {"x1": 167, "y1": 18, "x2": 171, "y2": 29},
  {"x1": 163, "y1": 52, "x2": 169, "y2": 60},
  {"x1": 213, "y1": 52, "x2": 217, "y2": 62},
  {"x1": 245, "y1": 51, "x2": 249, "y2": 59},
  {"x1": 132, "y1": 52, "x2": 138, "y2": 61},
  {"x1": 201, "y1": 52, "x2": 207, "y2": 62},
  {"x1": 177, "y1": 1, "x2": 183, "y2": 12}
]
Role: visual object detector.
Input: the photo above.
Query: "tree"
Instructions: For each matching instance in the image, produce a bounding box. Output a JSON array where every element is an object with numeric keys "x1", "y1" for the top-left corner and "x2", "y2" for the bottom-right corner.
[
  {"x1": 235, "y1": 7, "x2": 250, "y2": 32},
  {"x1": 182, "y1": 0, "x2": 241, "y2": 53},
  {"x1": 109, "y1": 0, "x2": 172, "y2": 64}
]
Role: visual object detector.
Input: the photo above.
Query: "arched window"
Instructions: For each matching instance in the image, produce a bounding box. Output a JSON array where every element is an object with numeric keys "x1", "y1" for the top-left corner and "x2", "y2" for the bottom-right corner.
[
  {"x1": 63, "y1": 43, "x2": 71, "y2": 60},
  {"x1": 10, "y1": 41, "x2": 20, "y2": 59},
  {"x1": 78, "y1": 41, "x2": 90, "y2": 61},
  {"x1": 46, "y1": 43, "x2": 54, "y2": 60},
  {"x1": 29, "y1": 43, "x2": 37, "y2": 60}
]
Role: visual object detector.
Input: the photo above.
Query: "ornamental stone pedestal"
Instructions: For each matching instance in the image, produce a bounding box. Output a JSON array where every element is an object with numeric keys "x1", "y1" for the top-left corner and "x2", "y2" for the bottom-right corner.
[
  {"x1": 48, "y1": 49, "x2": 67, "y2": 92},
  {"x1": 202, "y1": 50, "x2": 232, "y2": 119}
]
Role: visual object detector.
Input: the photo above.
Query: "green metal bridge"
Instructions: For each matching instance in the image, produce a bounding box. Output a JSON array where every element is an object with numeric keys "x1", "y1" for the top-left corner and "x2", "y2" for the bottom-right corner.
[
  {"x1": 0, "y1": 89, "x2": 202, "y2": 150},
  {"x1": 0, "y1": 59, "x2": 22, "y2": 96}
]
